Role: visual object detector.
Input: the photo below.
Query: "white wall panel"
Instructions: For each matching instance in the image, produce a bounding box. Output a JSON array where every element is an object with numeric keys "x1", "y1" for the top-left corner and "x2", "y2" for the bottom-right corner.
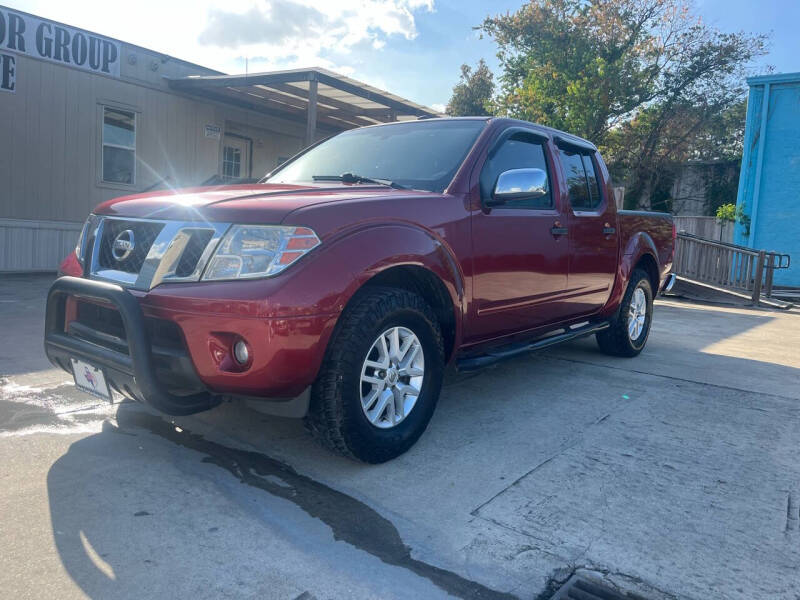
[{"x1": 0, "y1": 218, "x2": 82, "y2": 271}]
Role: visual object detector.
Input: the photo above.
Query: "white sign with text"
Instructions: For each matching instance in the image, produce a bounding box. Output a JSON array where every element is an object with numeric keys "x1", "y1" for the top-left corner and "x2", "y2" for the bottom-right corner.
[{"x1": 0, "y1": 6, "x2": 121, "y2": 77}]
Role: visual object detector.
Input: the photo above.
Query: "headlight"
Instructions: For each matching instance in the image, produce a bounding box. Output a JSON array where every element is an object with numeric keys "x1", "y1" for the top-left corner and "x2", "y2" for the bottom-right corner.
[
  {"x1": 202, "y1": 225, "x2": 320, "y2": 281},
  {"x1": 75, "y1": 214, "x2": 100, "y2": 264}
]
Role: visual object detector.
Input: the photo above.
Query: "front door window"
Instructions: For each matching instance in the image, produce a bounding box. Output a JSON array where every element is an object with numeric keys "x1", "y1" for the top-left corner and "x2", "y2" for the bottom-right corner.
[
  {"x1": 221, "y1": 135, "x2": 251, "y2": 181},
  {"x1": 222, "y1": 146, "x2": 241, "y2": 180}
]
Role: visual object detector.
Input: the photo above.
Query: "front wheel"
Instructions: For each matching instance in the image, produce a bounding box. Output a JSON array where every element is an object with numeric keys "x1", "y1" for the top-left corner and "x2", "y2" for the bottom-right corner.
[
  {"x1": 596, "y1": 268, "x2": 653, "y2": 357},
  {"x1": 305, "y1": 287, "x2": 444, "y2": 463}
]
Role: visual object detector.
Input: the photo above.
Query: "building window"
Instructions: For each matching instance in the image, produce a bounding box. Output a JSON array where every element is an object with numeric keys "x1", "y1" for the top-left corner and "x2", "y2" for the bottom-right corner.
[
  {"x1": 102, "y1": 107, "x2": 136, "y2": 184},
  {"x1": 222, "y1": 145, "x2": 242, "y2": 180}
]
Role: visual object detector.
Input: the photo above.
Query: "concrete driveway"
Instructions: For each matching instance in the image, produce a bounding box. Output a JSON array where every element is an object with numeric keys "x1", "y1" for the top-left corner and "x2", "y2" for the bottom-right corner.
[{"x1": 2, "y1": 274, "x2": 799, "y2": 600}]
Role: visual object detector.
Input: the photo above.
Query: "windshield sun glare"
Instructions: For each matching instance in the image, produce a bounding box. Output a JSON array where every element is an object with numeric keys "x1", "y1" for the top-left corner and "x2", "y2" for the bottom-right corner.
[{"x1": 267, "y1": 120, "x2": 487, "y2": 193}]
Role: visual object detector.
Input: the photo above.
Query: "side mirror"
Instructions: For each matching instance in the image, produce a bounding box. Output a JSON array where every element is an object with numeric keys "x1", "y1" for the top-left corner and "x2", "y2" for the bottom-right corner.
[{"x1": 488, "y1": 168, "x2": 548, "y2": 206}]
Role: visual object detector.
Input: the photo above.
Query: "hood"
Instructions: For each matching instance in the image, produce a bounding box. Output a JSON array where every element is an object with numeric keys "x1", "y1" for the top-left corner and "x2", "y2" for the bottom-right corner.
[{"x1": 94, "y1": 183, "x2": 431, "y2": 225}]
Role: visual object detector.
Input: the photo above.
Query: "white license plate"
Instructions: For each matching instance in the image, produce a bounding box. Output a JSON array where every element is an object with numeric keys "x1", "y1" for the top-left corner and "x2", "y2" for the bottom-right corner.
[{"x1": 71, "y1": 359, "x2": 113, "y2": 402}]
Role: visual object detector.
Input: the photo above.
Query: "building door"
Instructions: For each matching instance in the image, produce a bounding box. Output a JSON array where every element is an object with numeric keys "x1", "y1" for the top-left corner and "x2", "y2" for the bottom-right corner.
[{"x1": 222, "y1": 134, "x2": 252, "y2": 181}]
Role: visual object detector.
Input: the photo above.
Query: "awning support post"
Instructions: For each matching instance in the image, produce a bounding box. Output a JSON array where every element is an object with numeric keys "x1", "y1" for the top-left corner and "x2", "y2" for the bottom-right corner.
[{"x1": 305, "y1": 76, "x2": 318, "y2": 147}]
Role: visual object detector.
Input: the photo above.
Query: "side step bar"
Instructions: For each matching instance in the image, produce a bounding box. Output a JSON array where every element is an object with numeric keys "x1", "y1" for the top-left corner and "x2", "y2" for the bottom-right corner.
[{"x1": 457, "y1": 321, "x2": 610, "y2": 371}]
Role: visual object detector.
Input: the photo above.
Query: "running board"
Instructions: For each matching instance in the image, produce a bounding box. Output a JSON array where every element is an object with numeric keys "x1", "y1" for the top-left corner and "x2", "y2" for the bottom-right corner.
[{"x1": 456, "y1": 321, "x2": 610, "y2": 371}]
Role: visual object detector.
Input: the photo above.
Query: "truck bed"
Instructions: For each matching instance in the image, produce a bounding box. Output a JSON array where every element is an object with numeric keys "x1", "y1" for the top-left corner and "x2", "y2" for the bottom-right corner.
[{"x1": 618, "y1": 210, "x2": 674, "y2": 268}]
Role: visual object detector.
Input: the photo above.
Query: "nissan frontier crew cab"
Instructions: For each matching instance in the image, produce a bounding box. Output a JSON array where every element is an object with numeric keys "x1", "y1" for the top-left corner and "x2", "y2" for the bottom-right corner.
[{"x1": 45, "y1": 117, "x2": 675, "y2": 463}]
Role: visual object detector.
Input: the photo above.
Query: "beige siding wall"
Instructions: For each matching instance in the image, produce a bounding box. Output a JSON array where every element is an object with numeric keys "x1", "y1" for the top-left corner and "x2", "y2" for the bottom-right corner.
[
  {"x1": 0, "y1": 44, "x2": 337, "y2": 271},
  {"x1": 0, "y1": 53, "x2": 224, "y2": 222},
  {"x1": 224, "y1": 118, "x2": 307, "y2": 177},
  {"x1": 0, "y1": 48, "x2": 323, "y2": 225}
]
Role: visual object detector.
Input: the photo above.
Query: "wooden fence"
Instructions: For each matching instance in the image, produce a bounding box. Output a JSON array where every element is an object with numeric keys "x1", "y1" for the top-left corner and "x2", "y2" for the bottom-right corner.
[
  {"x1": 672, "y1": 232, "x2": 790, "y2": 303},
  {"x1": 673, "y1": 216, "x2": 734, "y2": 242}
]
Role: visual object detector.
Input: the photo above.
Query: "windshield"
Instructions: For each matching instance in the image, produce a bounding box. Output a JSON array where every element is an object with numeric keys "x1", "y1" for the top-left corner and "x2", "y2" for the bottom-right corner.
[{"x1": 265, "y1": 119, "x2": 487, "y2": 193}]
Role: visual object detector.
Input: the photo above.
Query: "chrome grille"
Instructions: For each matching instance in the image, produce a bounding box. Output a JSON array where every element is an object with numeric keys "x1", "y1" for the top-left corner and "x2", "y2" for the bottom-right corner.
[
  {"x1": 175, "y1": 230, "x2": 214, "y2": 278},
  {"x1": 98, "y1": 219, "x2": 164, "y2": 273},
  {"x1": 89, "y1": 217, "x2": 230, "y2": 290}
]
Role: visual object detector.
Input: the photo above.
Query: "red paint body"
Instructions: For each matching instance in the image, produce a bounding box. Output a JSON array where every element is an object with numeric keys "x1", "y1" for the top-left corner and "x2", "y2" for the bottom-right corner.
[{"x1": 60, "y1": 118, "x2": 674, "y2": 400}]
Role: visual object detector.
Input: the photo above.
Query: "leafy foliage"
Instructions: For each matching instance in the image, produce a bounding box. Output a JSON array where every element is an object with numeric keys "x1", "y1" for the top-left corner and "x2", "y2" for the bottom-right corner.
[
  {"x1": 715, "y1": 203, "x2": 738, "y2": 222},
  {"x1": 470, "y1": 0, "x2": 767, "y2": 211},
  {"x1": 445, "y1": 59, "x2": 495, "y2": 116},
  {"x1": 716, "y1": 201, "x2": 750, "y2": 235}
]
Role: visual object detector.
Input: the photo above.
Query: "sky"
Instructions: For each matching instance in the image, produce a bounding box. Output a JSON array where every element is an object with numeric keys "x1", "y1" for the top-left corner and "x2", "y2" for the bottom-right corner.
[{"x1": 4, "y1": 0, "x2": 798, "y2": 112}]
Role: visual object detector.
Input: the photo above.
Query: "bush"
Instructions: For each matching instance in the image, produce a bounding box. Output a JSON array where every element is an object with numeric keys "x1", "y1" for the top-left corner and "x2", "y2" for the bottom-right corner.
[
  {"x1": 715, "y1": 203, "x2": 737, "y2": 222},
  {"x1": 716, "y1": 202, "x2": 751, "y2": 236}
]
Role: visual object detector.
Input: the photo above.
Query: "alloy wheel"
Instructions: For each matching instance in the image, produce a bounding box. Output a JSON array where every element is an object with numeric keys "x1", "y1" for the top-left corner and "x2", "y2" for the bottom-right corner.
[
  {"x1": 359, "y1": 326, "x2": 425, "y2": 429},
  {"x1": 628, "y1": 286, "x2": 647, "y2": 341}
]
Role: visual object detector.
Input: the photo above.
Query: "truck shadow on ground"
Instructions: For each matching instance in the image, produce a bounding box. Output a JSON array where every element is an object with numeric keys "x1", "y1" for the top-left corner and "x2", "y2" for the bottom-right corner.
[
  {"x1": 44, "y1": 302, "x2": 800, "y2": 599},
  {"x1": 46, "y1": 406, "x2": 516, "y2": 600}
]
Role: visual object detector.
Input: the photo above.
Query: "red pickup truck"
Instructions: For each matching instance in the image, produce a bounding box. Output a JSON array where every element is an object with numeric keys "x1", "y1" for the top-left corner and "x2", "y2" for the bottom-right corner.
[{"x1": 45, "y1": 117, "x2": 674, "y2": 462}]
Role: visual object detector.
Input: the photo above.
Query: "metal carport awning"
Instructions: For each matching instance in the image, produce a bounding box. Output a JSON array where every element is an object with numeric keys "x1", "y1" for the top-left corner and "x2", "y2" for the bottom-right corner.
[{"x1": 167, "y1": 67, "x2": 440, "y2": 145}]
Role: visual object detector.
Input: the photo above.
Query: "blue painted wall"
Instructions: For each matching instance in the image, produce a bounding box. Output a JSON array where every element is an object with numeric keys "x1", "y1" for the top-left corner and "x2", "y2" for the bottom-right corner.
[{"x1": 735, "y1": 73, "x2": 800, "y2": 286}]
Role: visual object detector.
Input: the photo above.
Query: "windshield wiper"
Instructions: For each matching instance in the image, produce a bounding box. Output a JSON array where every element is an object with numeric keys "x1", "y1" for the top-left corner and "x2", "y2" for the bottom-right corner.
[{"x1": 312, "y1": 173, "x2": 407, "y2": 189}]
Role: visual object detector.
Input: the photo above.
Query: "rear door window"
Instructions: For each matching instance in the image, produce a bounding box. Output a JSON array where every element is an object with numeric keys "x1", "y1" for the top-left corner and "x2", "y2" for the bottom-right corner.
[
  {"x1": 558, "y1": 148, "x2": 603, "y2": 211},
  {"x1": 581, "y1": 154, "x2": 602, "y2": 208}
]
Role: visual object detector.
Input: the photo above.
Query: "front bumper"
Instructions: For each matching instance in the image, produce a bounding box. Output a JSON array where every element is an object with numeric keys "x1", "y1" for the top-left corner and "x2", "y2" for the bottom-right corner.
[
  {"x1": 44, "y1": 276, "x2": 337, "y2": 416},
  {"x1": 45, "y1": 276, "x2": 219, "y2": 415}
]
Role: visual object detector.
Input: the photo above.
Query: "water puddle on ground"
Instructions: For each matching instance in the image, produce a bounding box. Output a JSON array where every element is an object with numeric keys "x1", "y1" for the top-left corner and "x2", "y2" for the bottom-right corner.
[{"x1": 116, "y1": 406, "x2": 516, "y2": 600}]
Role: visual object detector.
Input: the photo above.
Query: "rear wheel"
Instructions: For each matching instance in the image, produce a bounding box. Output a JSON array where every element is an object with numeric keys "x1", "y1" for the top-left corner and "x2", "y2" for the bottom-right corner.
[
  {"x1": 596, "y1": 268, "x2": 653, "y2": 357},
  {"x1": 305, "y1": 287, "x2": 444, "y2": 463}
]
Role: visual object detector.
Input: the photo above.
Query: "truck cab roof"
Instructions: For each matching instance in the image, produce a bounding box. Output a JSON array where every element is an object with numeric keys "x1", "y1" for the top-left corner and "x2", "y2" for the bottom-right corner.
[{"x1": 360, "y1": 116, "x2": 598, "y2": 152}]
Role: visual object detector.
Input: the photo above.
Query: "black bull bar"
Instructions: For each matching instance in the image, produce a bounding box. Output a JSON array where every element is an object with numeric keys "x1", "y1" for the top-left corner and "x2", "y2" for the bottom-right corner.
[{"x1": 44, "y1": 276, "x2": 220, "y2": 415}]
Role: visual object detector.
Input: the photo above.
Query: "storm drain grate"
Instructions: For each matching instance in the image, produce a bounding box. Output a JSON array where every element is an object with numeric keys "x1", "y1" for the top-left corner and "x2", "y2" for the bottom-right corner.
[{"x1": 550, "y1": 575, "x2": 648, "y2": 600}]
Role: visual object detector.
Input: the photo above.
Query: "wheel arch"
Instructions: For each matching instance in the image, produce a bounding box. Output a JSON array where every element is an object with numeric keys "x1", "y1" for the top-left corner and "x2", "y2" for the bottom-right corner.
[
  {"x1": 633, "y1": 252, "x2": 660, "y2": 294},
  {"x1": 599, "y1": 231, "x2": 662, "y2": 318},
  {"x1": 301, "y1": 223, "x2": 464, "y2": 364},
  {"x1": 356, "y1": 264, "x2": 458, "y2": 363},
  {"x1": 623, "y1": 231, "x2": 661, "y2": 291}
]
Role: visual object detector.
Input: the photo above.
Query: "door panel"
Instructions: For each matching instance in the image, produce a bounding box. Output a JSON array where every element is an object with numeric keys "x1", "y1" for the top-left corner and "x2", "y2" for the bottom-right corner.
[
  {"x1": 471, "y1": 210, "x2": 570, "y2": 339},
  {"x1": 558, "y1": 148, "x2": 618, "y2": 314},
  {"x1": 468, "y1": 133, "x2": 572, "y2": 341}
]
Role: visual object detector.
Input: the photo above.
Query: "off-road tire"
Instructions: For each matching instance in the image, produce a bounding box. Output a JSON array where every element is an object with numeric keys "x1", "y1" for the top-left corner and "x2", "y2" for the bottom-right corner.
[
  {"x1": 596, "y1": 268, "x2": 653, "y2": 357},
  {"x1": 305, "y1": 286, "x2": 444, "y2": 463}
]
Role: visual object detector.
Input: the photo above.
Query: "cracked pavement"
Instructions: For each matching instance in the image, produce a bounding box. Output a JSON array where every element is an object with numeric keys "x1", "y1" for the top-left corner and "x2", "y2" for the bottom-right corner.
[{"x1": 1, "y1": 274, "x2": 800, "y2": 599}]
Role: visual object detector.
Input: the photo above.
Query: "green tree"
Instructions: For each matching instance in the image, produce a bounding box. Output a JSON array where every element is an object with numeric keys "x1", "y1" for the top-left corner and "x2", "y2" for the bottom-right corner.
[
  {"x1": 478, "y1": 0, "x2": 766, "y2": 210},
  {"x1": 446, "y1": 59, "x2": 495, "y2": 116}
]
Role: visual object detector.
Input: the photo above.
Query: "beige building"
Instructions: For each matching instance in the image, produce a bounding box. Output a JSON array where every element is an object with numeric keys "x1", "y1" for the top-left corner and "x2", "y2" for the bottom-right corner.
[{"x1": 0, "y1": 5, "x2": 436, "y2": 271}]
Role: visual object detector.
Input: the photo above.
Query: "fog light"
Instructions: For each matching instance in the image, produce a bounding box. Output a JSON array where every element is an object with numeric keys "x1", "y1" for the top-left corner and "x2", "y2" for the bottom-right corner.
[{"x1": 233, "y1": 340, "x2": 250, "y2": 365}]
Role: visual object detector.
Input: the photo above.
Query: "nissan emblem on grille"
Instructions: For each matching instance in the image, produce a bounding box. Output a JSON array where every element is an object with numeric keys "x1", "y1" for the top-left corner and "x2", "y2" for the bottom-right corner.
[
  {"x1": 112, "y1": 230, "x2": 136, "y2": 261},
  {"x1": 90, "y1": 218, "x2": 229, "y2": 290}
]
